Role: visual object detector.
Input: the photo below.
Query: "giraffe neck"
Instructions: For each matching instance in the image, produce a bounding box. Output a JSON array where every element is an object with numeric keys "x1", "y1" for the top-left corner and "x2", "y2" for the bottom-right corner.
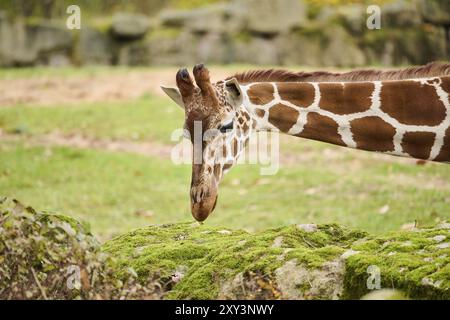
[{"x1": 239, "y1": 77, "x2": 450, "y2": 162}]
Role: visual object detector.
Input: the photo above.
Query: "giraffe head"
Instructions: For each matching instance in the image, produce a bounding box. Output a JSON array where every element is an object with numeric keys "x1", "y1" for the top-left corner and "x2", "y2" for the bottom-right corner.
[{"x1": 161, "y1": 64, "x2": 253, "y2": 222}]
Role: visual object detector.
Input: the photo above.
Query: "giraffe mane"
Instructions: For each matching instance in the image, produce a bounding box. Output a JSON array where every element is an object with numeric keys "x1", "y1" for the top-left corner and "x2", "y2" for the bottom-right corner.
[{"x1": 229, "y1": 61, "x2": 450, "y2": 84}]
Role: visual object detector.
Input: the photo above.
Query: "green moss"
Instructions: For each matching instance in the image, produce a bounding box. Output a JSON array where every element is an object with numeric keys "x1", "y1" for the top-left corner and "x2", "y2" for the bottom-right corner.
[
  {"x1": 90, "y1": 17, "x2": 113, "y2": 34},
  {"x1": 146, "y1": 27, "x2": 183, "y2": 41},
  {"x1": 343, "y1": 227, "x2": 450, "y2": 299},
  {"x1": 232, "y1": 31, "x2": 253, "y2": 44},
  {"x1": 103, "y1": 222, "x2": 449, "y2": 300},
  {"x1": 3, "y1": 197, "x2": 447, "y2": 300}
]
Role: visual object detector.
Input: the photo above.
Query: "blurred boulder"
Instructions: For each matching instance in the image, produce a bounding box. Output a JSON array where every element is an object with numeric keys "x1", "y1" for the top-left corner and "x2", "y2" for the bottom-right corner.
[
  {"x1": 279, "y1": 29, "x2": 324, "y2": 66},
  {"x1": 0, "y1": 15, "x2": 34, "y2": 66},
  {"x1": 117, "y1": 41, "x2": 151, "y2": 65},
  {"x1": 195, "y1": 33, "x2": 230, "y2": 64},
  {"x1": 111, "y1": 13, "x2": 151, "y2": 40},
  {"x1": 159, "y1": 10, "x2": 192, "y2": 28},
  {"x1": 145, "y1": 29, "x2": 196, "y2": 66},
  {"x1": 26, "y1": 21, "x2": 72, "y2": 53},
  {"x1": 160, "y1": 4, "x2": 241, "y2": 34},
  {"x1": 419, "y1": 0, "x2": 450, "y2": 25},
  {"x1": 78, "y1": 28, "x2": 113, "y2": 65},
  {"x1": 363, "y1": 26, "x2": 447, "y2": 66},
  {"x1": 233, "y1": 35, "x2": 282, "y2": 65},
  {"x1": 0, "y1": 18, "x2": 72, "y2": 66},
  {"x1": 37, "y1": 51, "x2": 71, "y2": 66},
  {"x1": 322, "y1": 26, "x2": 366, "y2": 67},
  {"x1": 337, "y1": 5, "x2": 367, "y2": 35},
  {"x1": 235, "y1": 0, "x2": 307, "y2": 35}
]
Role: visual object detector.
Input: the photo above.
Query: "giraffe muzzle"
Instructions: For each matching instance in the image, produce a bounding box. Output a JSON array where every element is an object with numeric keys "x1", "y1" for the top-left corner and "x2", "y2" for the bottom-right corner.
[{"x1": 190, "y1": 185, "x2": 218, "y2": 222}]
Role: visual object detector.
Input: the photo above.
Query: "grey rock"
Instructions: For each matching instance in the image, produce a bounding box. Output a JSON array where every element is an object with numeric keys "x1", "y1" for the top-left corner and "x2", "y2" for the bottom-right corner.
[
  {"x1": 232, "y1": 35, "x2": 282, "y2": 65},
  {"x1": 195, "y1": 33, "x2": 230, "y2": 64},
  {"x1": 26, "y1": 21, "x2": 73, "y2": 53},
  {"x1": 160, "y1": 4, "x2": 240, "y2": 34},
  {"x1": 279, "y1": 30, "x2": 323, "y2": 66},
  {"x1": 159, "y1": 10, "x2": 193, "y2": 28},
  {"x1": 0, "y1": 18, "x2": 71, "y2": 66},
  {"x1": 78, "y1": 28, "x2": 113, "y2": 65},
  {"x1": 111, "y1": 13, "x2": 151, "y2": 40},
  {"x1": 235, "y1": 0, "x2": 307, "y2": 35},
  {"x1": 117, "y1": 41, "x2": 151, "y2": 66},
  {"x1": 145, "y1": 30, "x2": 197, "y2": 66},
  {"x1": 363, "y1": 26, "x2": 447, "y2": 66},
  {"x1": 322, "y1": 26, "x2": 366, "y2": 67},
  {"x1": 38, "y1": 51, "x2": 71, "y2": 66}
]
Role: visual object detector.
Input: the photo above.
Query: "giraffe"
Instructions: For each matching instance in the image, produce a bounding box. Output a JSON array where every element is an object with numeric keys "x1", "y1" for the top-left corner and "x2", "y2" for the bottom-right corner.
[{"x1": 161, "y1": 62, "x2": 450, "y2": 222}]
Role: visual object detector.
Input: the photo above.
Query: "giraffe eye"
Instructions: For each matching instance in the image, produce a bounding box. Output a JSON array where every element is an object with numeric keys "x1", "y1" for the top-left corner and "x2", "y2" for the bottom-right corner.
[{"x1": 219, "y1": 121, "x2": 233, "y2": 133}]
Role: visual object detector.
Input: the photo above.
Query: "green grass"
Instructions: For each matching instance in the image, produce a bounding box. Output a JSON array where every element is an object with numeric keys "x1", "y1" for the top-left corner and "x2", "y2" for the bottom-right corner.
[
  {"x1": 1, "y1": 141, "x2": 448, "y2": 240},
  {"x1": 0, "y1": 142, "x2": 190, "y2": 240},
  {"x1": 0, "y1": 66, "x2": 163, "y2": 80},
  {"x1": 0, "y1": 97, "x2": 183, "y2": 143}
]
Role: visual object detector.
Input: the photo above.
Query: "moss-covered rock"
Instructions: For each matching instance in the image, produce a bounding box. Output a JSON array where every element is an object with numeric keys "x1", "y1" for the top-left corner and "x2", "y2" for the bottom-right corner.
[
  {"x1": 0, "y1": 198, "x2": 162, "y2": 299},
  {"x1": 2, "y1": 198, "x2": 448, "y2": 300},
  {"x1": 102, "y1": 222, "x2": 449, "y2": 300}
]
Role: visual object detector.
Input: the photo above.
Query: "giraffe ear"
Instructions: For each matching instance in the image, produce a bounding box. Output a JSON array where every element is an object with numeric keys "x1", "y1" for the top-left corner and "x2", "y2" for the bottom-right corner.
[
  {"x1": 160, "y1": 86, "x2": 184, "y2": 109},
  {"x1": 225, "y1": 78, "x2": 243, "y2": 108}
]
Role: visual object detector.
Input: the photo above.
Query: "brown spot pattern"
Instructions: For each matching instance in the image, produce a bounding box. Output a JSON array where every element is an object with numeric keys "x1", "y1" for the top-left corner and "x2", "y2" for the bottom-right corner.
[
  {"x1": 232, "y1": 138, "x2": 238, "y2": 155},
  {"x1": 255, "y1": 108, "x2": 265, "y2": 117},
  {"x1": 296, "y1": 112, "x2": 345, "y2": 146},
  {"x1": 277, "y1": 82, "x2": 315, "y2": 108},
  {"x1": 268, "y1": 103, "x2": 299, "y2": 132},
  {"x1": 401, "y1": 131, "x2": 436, "y2": 160},
  {"x1": 435, "y1": 127, "x2": 450, "y2": 162},
  {"x1": 440, "y1": 76, "x2": 450, "y2": 94},
  {"x1": 380, "y1": 81, "x2": 446, "y2": 126},
  {"x1": 350, "y1": 116, "x2": 396, "y2": 152},
  {"x1": 248, "y1": 83, "x2": 274, "y2": 105},
  {"x1": 318, "y1": 82, "x2": 374, "y2": 115}
]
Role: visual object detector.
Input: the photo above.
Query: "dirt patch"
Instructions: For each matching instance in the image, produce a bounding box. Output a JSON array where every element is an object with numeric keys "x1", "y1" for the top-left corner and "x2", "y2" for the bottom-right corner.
[
  {"x1": 0, "y1": 131, "x2": 173, "y2": 159},
  {"x1": 0, "y1": 68, "x2": 233, "y2": 107}
]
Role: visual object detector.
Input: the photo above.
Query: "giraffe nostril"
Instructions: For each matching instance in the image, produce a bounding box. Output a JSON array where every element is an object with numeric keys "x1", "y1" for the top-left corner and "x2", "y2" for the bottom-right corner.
[
  {"x1": 178, "y1": 68, "x2": 189, "y2": 80},
  {"x1": 194, "y1": 63, "x2": 204, "y2": 72}
]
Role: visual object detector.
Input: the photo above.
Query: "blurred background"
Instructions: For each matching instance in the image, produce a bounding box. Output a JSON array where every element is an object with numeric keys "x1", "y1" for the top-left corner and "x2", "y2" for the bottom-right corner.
[
  {"x1": 0, "y1": 0, "x2": 449, "y2": 67},
  {"x1": 0, "y1": 0, "x2": 449, "y2": 241}
]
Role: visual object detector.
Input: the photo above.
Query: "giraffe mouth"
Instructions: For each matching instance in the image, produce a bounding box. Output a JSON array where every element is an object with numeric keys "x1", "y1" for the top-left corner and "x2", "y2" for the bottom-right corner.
[{"x1": 191, "y1": 193, "x2": 218, "y2": 222}]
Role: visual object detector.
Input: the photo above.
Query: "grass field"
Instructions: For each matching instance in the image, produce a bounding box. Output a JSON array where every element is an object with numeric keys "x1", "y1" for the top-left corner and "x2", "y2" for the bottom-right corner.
[{"x1": 0, "y1": 66, "x2": 449, "y2": 240}]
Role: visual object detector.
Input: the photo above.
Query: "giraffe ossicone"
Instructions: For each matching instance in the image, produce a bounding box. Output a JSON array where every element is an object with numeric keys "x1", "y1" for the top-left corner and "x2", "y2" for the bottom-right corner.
[{"x1": 161, "y1": 63, "x2": 450, "y2": 222}]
